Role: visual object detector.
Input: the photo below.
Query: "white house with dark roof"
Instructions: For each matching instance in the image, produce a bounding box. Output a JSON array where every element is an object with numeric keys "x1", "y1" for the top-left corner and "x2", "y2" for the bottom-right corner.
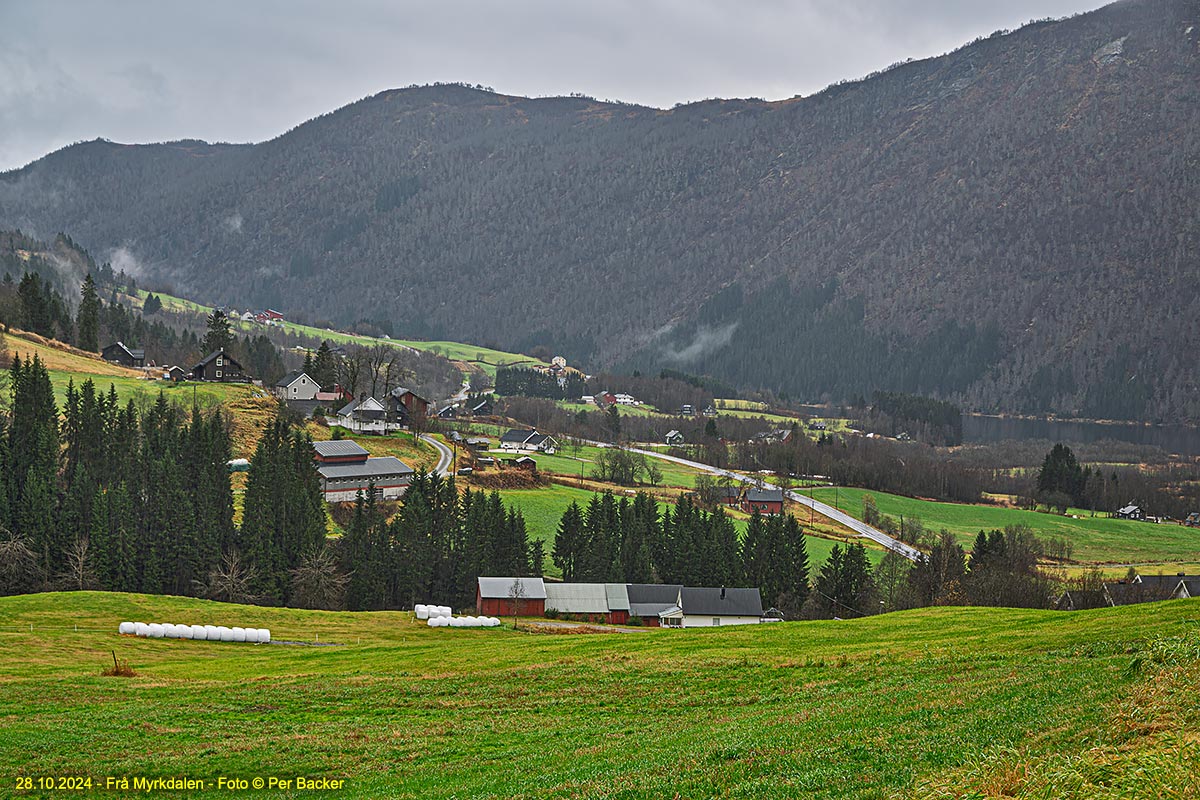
[
  {"x1": 332, "y1": 396, "x2": 398, "y2": 434},
  {"x1": 659, "y1": 587, "x2": 764, "y2": 628},
  {"x1": 499, "y1": 428, "x2": 558, "y2": 454}
]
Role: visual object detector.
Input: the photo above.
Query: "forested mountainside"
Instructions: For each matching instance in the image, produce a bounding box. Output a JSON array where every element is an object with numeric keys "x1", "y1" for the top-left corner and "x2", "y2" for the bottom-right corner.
[{"x1": 1, "y1": 0, "x2": 1197, "y2": 421}]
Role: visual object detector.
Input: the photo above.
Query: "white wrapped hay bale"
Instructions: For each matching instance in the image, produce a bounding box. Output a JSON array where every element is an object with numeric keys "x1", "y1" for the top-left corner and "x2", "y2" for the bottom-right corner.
[
  {"x1": 147, "y1": 623, "x2": 164, "y2": 638},
  {"x1": 203, "y1": 625, "x2": 219, "y2": 641},
  {"x1": 216, "y1": 626, "x2": 234, "y2": 642},
  {"x1": 449, "y1": 617, "x2": 462, "y2": 628},
  {"x1": 243, "y1": 628, "x2": 260, "y2": 643},
  {"x1": 426, "y1": 617, "x2": 439, "y2": 627},
  {"x1": 191, "y1": 624, "x2": 207, "y2": 640},
  {"x1": 178, "y1": 624, "x2": 194, "y2": 639},
  {"x1": 162, "y1": 624, "x2": 179, "y2": 638},
  {"x1": 415, "y1": 604, "x2": 429, "y2": 620},
  {"x1": 258, "y1": 628, "x2": 271, "y2": 643},
  {"x1": 231, "y1": 627, "x2": 246, "y2": 642},
  {"x1": 487, "y1": 617, "x2": 500, "y2": 627},
  {"x1": 135, "y1": 622, "x2": 149, "y2": 637},
  {"x1": 466, "y1": 616, "x2": 480, "y2": 627},
  {"x1": 118, "y1": 622, "x2": 135, "y2": 635}
]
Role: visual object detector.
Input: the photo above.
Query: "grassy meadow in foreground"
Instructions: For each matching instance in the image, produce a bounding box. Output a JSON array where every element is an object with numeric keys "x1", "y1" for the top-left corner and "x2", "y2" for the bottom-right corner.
[{"x1": 2, "y1": 592, "x2": 1199, "y2": 798}]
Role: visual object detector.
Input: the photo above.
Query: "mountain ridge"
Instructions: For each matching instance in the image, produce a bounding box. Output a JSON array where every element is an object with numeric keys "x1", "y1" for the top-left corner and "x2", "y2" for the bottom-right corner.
[{"x1": 1, "y1": 0, "x2": 1197, "y2": 421}]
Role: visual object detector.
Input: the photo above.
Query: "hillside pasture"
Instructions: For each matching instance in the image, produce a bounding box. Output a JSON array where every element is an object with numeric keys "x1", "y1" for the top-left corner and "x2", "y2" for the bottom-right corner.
[{"x1": 810, "y1": 487, "x2": 1200, "y2": 565}]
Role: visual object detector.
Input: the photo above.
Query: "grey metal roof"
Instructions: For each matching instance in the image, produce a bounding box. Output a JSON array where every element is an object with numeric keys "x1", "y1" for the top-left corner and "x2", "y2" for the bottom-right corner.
[
  {"x1": 604, "y1": 583, "x2": 629, "y2": 611},
  {"x1": 679, "y1": 587, "x2": 764, "y2": 617},
  {"x1": 746, "y1": 488, "x2": 784, "y2": 503},
  {"x1": 275, "y1": 370, "x2": 311, "y2": 388},
  {"x1": 630, "y1": 602, "x2": 678, "y2": 618},
  {"x1": 477, "y1": 576, "x2": 547, "y2": 600},
  {"x1": 313, "y1": 440, "x2": 369, "y2": 459},
  {"x1": 544, "y1": 583, "x2": 609, "y2": 614},
  {"x1": 317, "y1": 456, "x2": 413, "y2": 480},
  {"x1": 627, "y1": 583, "x2": 682, "y2": 617},
  {"x1": 626, "y1": 584, "x2": 683, "y2": 605},
  {"x1": 501, "y1": 428, "x2": 536, "y2": 443}
]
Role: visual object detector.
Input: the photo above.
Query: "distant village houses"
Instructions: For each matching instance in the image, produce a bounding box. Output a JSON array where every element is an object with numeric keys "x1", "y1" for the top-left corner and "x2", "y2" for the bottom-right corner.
[{"x1": 499, "y1": 428, "x2": 559, "y2": 454}]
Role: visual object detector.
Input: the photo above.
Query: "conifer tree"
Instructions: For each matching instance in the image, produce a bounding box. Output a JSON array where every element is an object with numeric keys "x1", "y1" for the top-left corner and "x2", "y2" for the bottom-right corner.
[{"x1": 76, "y1": 274, "x2": 101, "y2": 352}]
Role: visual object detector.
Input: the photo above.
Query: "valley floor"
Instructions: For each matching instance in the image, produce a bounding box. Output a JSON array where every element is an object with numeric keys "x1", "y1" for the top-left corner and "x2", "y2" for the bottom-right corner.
[{"x1": 2, "y1": 592, "x2": 1199, "y2": 798}]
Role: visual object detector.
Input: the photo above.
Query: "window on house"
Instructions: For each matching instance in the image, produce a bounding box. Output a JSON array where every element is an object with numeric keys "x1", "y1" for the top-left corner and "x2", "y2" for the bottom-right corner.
[
  {"x1": 713, "y1": 618, "x2": 721, "y2": 626},
  {"x1": 215, "y1": 370, "x2": 222, "y2": 379},
  {"x1": 216, "y1": 357, "x2": 223, "y2": 366}
]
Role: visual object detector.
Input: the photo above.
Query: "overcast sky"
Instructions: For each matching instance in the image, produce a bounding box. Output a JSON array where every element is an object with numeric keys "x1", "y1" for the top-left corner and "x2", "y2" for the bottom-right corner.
[{"x1": 0, "y1": 0, "x2": 1107, "y2": 171}]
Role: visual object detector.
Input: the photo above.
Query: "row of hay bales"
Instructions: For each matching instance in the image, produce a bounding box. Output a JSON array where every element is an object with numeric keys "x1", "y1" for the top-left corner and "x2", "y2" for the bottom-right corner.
[
  {"x1": 427, "y1": 615, "x2": 502, "y2": 628},
  {"x1": 414, "y1": 604, "x2": 452, "y2": 620},
  {"x1": 118, "y1": 622, "x2": 270, "y2": 643}
]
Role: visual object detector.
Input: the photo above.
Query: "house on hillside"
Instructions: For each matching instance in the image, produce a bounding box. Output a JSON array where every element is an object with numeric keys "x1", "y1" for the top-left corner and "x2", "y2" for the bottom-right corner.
[
  {"x1": 190, "y1": 348, "x2": 248, "y2": 382},
  {"x1": 469, "y1": 398, "x2": 494, "y2": 416},
  {"x1": 499, "y1": 428, "x2": 558, "y2": 454},
  {"x1": 476, "y1": 577, "x2": 547, "y2": 616},
  {"x1": 334, "y1": 396, "x2": 395, "y2": 434},
  {"x1": 753, "y1": 429, "x2": 793, "y2": 445},
  {"x1": 659, "y1": 587, "x2": 764, "y2": 628},
  {"x1": 1115, "y1": 504, "x2": 1146, "y2": 521},
  {"x1": 312, "y1": 439, "x2": 414, "y2": 502},
  {"x1": 165, "y1": 365, "x2": 186, "y2": 382},
  {"x1": 436, "y1": 405, "x2": 458, "y2": 420},
  {"x1": 502, "y1": 456, "x2": 537, "y2": 473},
  {"x1": 388, "y1": 387, "x2": 429, "y2": 426},
  {"x1": 273, "y1": 371, "x2": 319, "y2": 401},
  {"x1": 665, "y1": 430, "x2": 685, "y2": 446},
  {"x1": 626, "y1": 584, "x2": 684, "y2": 627},
  {"x1": 101, "y1": 341, "x2": 145, "y2": 368},
  {"x1": 743, "y1": 487, "x2": 785, "y2": 515},
  {"x1": 679, "y1": 404, "x2": 695, "y2": 416},
  {"x1": 1185, "y1": 512, "x2": 1200, "y2": 528}
]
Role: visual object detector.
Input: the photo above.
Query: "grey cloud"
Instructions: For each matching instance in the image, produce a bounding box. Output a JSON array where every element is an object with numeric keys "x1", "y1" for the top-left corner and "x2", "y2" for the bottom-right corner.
[{"x1": 0, "y1": 0, "x2": 1106, "y2": 171}]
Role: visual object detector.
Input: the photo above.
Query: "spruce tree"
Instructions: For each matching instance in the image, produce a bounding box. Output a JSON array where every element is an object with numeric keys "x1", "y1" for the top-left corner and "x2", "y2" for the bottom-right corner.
[
  {"x1": 200, "y1": 309, "x2": 234, "y2": 355},
  {"x1": 76, "y1": 274, "x2": 101, "y2": 352}
]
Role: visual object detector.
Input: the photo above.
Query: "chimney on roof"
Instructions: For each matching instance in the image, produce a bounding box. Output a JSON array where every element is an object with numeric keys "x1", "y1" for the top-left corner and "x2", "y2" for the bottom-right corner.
[{"x1": 720, "y1": 586, "x2": 726, "y2": 600}]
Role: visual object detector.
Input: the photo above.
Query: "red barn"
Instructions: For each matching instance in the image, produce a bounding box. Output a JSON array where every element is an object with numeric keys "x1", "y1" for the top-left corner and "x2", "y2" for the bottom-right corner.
[
  {"x1": 476, "y1": 577, "x2": 546, "y2": 617},
  {"x1": 743, "y1": 487, "x2": 785, "y2": 515}
]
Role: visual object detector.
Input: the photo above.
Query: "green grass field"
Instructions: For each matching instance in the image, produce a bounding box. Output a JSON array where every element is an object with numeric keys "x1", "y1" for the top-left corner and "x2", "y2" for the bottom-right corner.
[
  {"x1": 139, "y1": 290, "x2": 542, "y2": 376},
  {"x1": 810, "y1": 487, "x2": 1200, "y2": 565},
  {"x1": 2, "y1": 592, "x2": 1198, "y2": 798}
]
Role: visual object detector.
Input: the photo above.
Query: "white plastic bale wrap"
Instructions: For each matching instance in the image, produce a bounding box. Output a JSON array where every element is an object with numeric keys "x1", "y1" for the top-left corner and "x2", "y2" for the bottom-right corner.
[
  {"x1": 259, "y1": 628, "x2": 271, "y2": 643},
  {"x1": 135, "y1": 622, "x2": 149, "y2": 637},
  {"x1": 203, "y1": 625, "x2": 219, "y2": 641},
  {"x1": 415, "y1": 604, "x2": 429, "y2": 620},
  {"x1": 449, "y1": 617, "x2": 462, "y2": 628},
  {"x1": 216, "y1": 626, "x2": 233, "y2": 642},
  {"x1": 178, "y1": 624, "x2": 194, "y2": 639},
  {"x1": 426, "y1": 617, "x2": 439, "y2": 627},
  {"x1": 232, "y1": 627, "x2": 246, "y2": 642},
  {"x1": 191, "y1": 624, "x2": 207, "y2": 640},
  {"x1": 118, "y1": 622, "x2": 135, "y2": 635},
  {"x1": 147, "y1": 623, "x2": 164, "y2": 638},
  {"x1": 162, "y1": 624, "x2": 178, "y2": 638}
]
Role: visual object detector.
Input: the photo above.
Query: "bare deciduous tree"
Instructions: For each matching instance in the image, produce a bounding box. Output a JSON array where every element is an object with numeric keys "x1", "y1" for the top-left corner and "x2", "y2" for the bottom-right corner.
[
  {"x1": 57, "y1": 536, "x2": 96, "y2": 591},
  {"x1": 0, "y1": 526, "x2": 37, "y2": 594},
  {"x1": 289, "y1": 547, "x2": 350, "y2": 610},
  {"x1": 196, "y1": 550, "x2": 259, "y2": 604}
]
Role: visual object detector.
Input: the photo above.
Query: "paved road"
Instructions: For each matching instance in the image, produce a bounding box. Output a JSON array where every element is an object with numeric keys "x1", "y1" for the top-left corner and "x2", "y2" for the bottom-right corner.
[
  {"x1": 420, "y1": 434, "x2": 455, "y2": 477},
  {"x1": 595, "y1": 442, "x2": 923, "y2": 562}
]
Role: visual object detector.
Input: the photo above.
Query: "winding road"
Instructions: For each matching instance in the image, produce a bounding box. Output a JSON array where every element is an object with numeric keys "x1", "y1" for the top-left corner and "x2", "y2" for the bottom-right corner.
[
  {"x1": 599, "y1": 442, "x2": 924, "y2": 562},
  {"x1": 420, "y1": 434, "x2": 455, "y2": 477}
]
